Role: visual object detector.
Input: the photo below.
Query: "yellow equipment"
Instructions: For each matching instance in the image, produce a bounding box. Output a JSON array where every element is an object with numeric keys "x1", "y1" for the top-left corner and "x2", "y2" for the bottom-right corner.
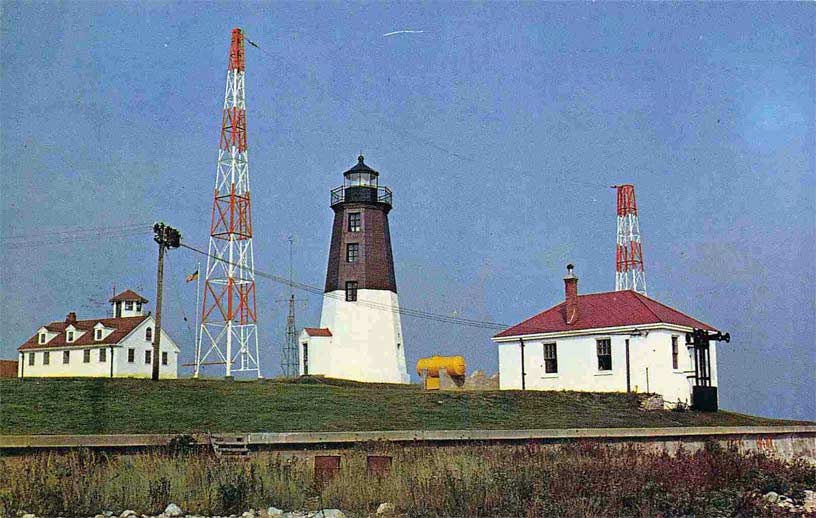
[{"x1": 416, "y1": 355, "x2": 466, "y2": 390}]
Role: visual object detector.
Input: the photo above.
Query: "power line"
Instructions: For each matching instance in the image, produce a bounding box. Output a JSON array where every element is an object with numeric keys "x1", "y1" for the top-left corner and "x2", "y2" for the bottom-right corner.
[
  {"x1": 1, "y1": 222, "x2": 153, "y2": 241},
  {"x1": 2, "y1": 228, "x2": 153, "y2": 249},
  {"x1": 242, "y1": 34, "x2": 610, "y2": 191},
  {"x1": 180, "y1": 241, "x2": 507, "y2": 331}
]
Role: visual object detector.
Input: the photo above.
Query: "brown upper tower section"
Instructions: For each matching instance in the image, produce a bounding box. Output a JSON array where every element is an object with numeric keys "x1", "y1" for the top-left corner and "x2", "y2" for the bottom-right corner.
[{"x1": 324, "y1": 155, "x2": 397, "y2": 294}]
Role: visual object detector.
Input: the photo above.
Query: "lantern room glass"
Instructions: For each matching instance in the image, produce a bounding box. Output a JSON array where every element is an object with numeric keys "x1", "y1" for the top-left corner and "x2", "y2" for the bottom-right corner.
[{"x1": 345, "y1": 171, "x2": 378, "y2": 189}]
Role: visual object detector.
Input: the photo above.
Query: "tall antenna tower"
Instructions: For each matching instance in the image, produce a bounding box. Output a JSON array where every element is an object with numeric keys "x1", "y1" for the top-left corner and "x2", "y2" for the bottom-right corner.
[
  {"x1": 613, "y1": 184, "x2": 647, "y2": 295},
  {"x1": 280, "y1": 236, "x2": 300, "y2": 377},
  {"x1": 196, "y1": 28, "x2": 262, "y2": 379}
]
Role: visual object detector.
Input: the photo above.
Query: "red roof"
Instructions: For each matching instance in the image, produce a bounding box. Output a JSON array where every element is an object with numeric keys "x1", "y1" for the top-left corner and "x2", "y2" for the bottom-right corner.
[
  {"x1": 494, "y1": 290, "x2": 715, "y2": 338},
  {"x1": 109, "y1": 289, "x2": 148, "y2": 303},
  {"x1": 18, "y1": 316, "x2": 148, "y2": 351},
  {"x1": 303, "y1": 327, "x2": 332, "y2": 337}
]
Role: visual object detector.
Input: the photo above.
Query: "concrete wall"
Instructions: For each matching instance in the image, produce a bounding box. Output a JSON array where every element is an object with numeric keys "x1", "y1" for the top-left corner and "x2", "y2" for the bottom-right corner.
[
  {"x1": 5, "y1": 427, "x2": 812, "y2": 463},
  {"x1": 497, "y1": 328, "x2": 717, "y2": 405},
  {"x1": 315, "y1": 289, "x2": 409, "y2": 383}
]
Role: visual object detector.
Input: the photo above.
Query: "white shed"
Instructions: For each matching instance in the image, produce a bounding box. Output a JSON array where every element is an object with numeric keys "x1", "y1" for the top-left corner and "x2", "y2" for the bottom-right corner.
[{"x1": 492, "y1": 266, "x2": 721, "y2": 406}]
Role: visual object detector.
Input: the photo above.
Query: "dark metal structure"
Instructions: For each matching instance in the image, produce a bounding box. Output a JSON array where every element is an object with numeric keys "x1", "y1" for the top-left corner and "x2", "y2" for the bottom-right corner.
[{"x1": 685, "y1": 328, "x2": 730, "y2": 411}]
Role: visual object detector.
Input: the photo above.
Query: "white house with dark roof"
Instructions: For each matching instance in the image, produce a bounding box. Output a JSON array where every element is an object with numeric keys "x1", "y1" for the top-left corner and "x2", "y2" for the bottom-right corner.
[
  {"x1": 492, "y1": 265, "x2": 724, "y2": 406},
  {"x1": 17, "y1": 290, "x2": 180, "y2": 379}
]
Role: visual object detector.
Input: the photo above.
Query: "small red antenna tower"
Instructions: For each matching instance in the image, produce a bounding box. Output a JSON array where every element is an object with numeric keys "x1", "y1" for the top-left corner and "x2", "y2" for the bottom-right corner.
[
  {"x1": 195, "y1": 28, "x2": 262, "y2": 378},
  {"x1": 613, "y1": 184, "x2": 647, "y2": 295}
]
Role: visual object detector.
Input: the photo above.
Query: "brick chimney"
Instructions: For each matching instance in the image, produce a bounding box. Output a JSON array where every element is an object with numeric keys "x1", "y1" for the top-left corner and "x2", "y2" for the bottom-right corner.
[{"x1": 564, "y1": 264, "x2": 579, "y2": 325}]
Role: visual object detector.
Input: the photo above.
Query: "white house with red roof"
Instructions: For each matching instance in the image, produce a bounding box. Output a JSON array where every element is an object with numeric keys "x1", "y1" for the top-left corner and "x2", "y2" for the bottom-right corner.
[
  {"x1": 492, "y1": 265, "x2": 721, "y2": 406},
  {"x1": 16, "y1": 290, "x2": 180, "y2": 379}
]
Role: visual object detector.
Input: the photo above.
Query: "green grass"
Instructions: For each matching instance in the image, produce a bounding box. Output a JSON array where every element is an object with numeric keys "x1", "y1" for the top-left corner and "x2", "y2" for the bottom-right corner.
[{"x1": 0, "y1": 377, "x2": 809, "y2": 435}]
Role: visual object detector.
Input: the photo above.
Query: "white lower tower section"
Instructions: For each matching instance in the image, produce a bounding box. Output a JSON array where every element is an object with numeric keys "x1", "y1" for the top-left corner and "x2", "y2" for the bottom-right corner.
[{"x1": 301, "y1": 289, "x2": 409, "y2": 383}]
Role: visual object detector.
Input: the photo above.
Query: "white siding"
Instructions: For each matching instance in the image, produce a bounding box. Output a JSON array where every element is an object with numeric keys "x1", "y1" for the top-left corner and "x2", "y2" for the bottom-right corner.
[
  {"x1": 20, "y1": 346, "x2": 115, "y2": 378},
  {"x1": 114, "y1": 320, "x2": 178, "y2": 379},
  {"x1": 495, "y1": 328, "x2": 717, "y2": 405},
  {"x1": 310, "y1": 289, "x2": 409, "y2": 383},
  {"x1": 19, "y1": 317, "x2": 179, "y2": 379}
]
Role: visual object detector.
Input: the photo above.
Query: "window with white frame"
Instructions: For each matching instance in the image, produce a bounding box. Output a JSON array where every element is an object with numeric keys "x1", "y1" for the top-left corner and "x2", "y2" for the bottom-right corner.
[
  {"x1": 136, "y1": 302, "x2": 142, "y2": 312},
  {"x1": 28, "y1": 352, "x2": 35, "y2": 366},
  {"x1": 95, "y1": 329, "x2": 103, "y2": 341},
  {"x1": 83, "y1": 349, "x2": 91, "y2": 363},
  {"x1": 346, "y1": 243, "x2": 359, "y2": 263},
  {"x1": 99, "y1": 348, "x2": 107, "y2": 362},
  {"x1": 125, "y1": 301, "x2": 134, "y2": 311},
  {"x1": 348, "y1": 212, "x2": 361, "y2": 232},
  {"x1": 145, "y1": 327, "x2": 153, "y2": 342},
  {"x1": 127, "y1": 348, "x2": 135, "y2": 363},
  {"x1": 596, "y1": 339, "x2": 612, "y2": 371},
  {"x1": 43, "y1": 351, "x2": 50, "y2": 365},
  {"x1": 39, "y1": 333, "x2": 46, "y2": 344},
  {"x1": 66, "y1": 331, "x2": 75, "y2": 343},
  {"x1": 63, "y1": 350, "x2": 70, "y2": 364},
  {"x1": 161, "y1": 352, "x2": 168, "y2": 365},
  {"x1": 543, "y1": 343, "x2": 558, "y2": 374},
  {"x1": 145, "y1": 350, "x2": 151, "y2": 364},
  {"x1": 345, "y1": 281, "x2": 358, "y2": 302}
]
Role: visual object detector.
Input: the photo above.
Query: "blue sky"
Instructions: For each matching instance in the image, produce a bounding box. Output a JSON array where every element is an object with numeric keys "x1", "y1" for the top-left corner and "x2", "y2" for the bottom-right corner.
[{"x1": 1, "y1": 2, "x2": 813, "y2": 419}]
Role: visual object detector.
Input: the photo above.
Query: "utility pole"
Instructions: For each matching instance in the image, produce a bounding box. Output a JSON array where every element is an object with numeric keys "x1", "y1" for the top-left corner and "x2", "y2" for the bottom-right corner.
[{"x1": 152, "y1": 222, "x2": 181, "y2": 381}]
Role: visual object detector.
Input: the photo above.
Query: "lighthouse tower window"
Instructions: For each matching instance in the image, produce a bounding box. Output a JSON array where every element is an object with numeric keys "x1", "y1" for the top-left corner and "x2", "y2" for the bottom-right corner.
[
  {"x1": 348, "y1": 213, "x2": 361, "y2": 232},
  {"x1": 345, "y1": 281, "x2": 358, "y2": 302},
  {"x1": 346, "y1": 243, "x2": 359, "y2": 263}
]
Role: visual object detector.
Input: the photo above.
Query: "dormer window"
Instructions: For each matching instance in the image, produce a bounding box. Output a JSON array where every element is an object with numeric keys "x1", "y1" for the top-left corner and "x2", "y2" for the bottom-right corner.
[
  {"x1": 95, "y1": 329, "x2": 103, "y2": 341},
  {"x1": 38, "y1": 333, "x2": 46, "y2": 344},
  {"x1": 66, "y1": 331, "x2": 75, "y2": 343}
]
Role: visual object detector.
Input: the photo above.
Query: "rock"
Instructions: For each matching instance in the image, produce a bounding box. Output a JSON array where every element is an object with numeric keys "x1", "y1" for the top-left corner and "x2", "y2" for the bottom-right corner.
[
  {"x1": 763, "y1": 491, "x2": 779, "y2": 503},
  {"x1": 104, "y1": 513, "x2": 114, "y2": 518},
  {"x1": 311, "y1": 511, "x2": 345, "y2": 518},
  {"x1": 21, "y1": 514, "x2": 36, "y2": 518},
  {"x1": 242, "y1": 512, "x2": 255, "y2": 518},
  {"x1": 164, "y1": 505, "x2": 183, "y2": 518},
  {"x1": 267, "y1": 507, "x2": 284, "y2": 517},
  {"x1": 376, "y1": 503, "x2": 395, "y2": 515},
  {"x1": 94, "y1": 515, "x2": 105, "y2": 518},
  {"x1": 640, "y1": 394, "x2": 664, "y2": 411},
  {"x1": 804, "y1": 490, "x2": 816, "y2": 513}
]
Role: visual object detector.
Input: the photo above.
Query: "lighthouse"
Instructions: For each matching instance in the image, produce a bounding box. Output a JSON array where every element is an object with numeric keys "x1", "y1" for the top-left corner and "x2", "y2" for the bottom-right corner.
[{"x1": 299, "y1": 155, "x2": 410, "y2": 384}]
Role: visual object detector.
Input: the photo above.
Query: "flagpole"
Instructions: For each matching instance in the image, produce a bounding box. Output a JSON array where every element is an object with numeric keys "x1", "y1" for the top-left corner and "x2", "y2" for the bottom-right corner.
[{"x1": 193, "y1": 260, "x2": 201, "y2": 379}]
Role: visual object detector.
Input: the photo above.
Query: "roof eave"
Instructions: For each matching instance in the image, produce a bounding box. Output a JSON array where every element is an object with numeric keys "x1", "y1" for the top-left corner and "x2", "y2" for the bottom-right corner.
[{"x1": 492, "y1": 322, "x2": 701, "y2": 343}]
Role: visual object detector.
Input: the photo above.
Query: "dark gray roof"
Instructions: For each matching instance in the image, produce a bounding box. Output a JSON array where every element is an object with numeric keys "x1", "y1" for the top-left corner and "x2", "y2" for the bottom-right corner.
[{"x1": 343, "y1": 155, "x2": 379, "y2": 176}]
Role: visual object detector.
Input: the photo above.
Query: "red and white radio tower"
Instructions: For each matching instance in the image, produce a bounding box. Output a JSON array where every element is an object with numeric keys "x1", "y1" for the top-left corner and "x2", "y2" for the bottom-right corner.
[
  {"x1": 195, "y1": 28, "x2": 262, "y2": 378},
  {"x1": 613, "y1": 184, "x2": 647, "y2": 295}
]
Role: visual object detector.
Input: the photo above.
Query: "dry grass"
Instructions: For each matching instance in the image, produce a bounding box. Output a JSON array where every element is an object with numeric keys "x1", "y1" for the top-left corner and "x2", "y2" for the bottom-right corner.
[{"x1": 1, "y1": 443, "x2": 814, "y2": 517}]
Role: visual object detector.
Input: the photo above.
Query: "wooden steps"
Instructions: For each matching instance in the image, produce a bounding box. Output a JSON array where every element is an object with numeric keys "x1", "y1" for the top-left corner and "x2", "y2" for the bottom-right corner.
[{"x1": 210, "y1": 433, "x2": 250, "y2": 460}]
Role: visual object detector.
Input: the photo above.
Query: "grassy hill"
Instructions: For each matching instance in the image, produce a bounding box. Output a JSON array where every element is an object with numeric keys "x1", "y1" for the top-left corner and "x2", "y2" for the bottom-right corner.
[{"x1": 0, "y1": 377, "x2": 809, "y2": 435}]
